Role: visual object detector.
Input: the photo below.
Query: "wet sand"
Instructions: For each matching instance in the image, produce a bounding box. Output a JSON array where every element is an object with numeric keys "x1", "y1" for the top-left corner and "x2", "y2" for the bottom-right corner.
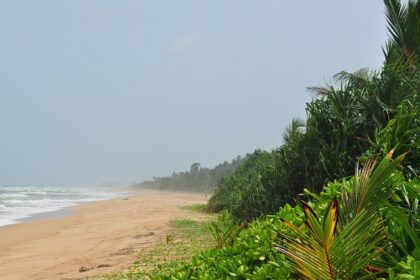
[{"x1": 0, "y1": 190, "x2": 207, "y2": 280}]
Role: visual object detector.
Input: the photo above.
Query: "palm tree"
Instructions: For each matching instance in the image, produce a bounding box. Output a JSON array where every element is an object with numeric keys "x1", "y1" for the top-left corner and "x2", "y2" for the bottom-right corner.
[
  {"x1": 300, "y1": 0, "x2": 419, "y2": 193},
  {"x1": 282, "y1": 118, "x2": 305, "y2": 145},
  {"x1": 383, "y1": 0, "x2": 420, "y2": 68}
]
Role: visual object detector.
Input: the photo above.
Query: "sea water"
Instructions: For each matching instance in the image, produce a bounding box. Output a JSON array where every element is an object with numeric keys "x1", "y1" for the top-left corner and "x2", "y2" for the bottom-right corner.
[{"x1": 0, "y1": 186, "x2": 129, "y2": 227}]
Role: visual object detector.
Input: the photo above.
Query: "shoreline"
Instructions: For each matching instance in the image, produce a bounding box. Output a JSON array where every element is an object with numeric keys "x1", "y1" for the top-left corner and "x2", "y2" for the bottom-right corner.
[
  {"x1": 0, "y1": 185, "x2": 134, "y2": 228},
  {"x1": 0, "y1": 190, "x2": 207, "y2": 280},
  {"x1": 16, "y1": 187, "x2": 137, "y2": 225}
]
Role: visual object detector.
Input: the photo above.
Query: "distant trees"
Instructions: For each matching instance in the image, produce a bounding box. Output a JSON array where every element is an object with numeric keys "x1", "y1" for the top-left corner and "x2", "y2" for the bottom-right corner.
[
  {"x1": 190, "y1": 163, "x2": 201, "y2": 175},
  {"x1": 135, "y1": 156, "x2": 245, "y2": 192}
]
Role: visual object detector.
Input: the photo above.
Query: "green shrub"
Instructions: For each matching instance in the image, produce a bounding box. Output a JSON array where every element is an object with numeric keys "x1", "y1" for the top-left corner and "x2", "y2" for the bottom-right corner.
[{"x1": 153, "y1": 152, "x2": 418, "y2": 279}]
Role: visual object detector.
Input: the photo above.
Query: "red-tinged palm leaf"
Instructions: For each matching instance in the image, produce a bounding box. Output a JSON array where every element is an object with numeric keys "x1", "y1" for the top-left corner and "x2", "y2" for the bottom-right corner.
[
  {"x1": 301, "y1": 201, "x2": 323, "y2": 244},
  {"x1": 322, "y1": 198, "x2": 339, "y2": 249},
  {"x1": 340, "y1": 149, "x2": 405, "y2": 225},
  {"x1": 278, "y1": 151, "x2": 403, "y2": 279},
  {"x1": 280, "y1": 218, "x2": 322, "y2": 250}
]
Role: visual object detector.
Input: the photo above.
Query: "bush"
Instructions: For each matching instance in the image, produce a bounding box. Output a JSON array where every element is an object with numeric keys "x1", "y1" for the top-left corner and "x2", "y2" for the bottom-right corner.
[{"x1": 155, "y1": 155, "x2": 419, "y2": 279}]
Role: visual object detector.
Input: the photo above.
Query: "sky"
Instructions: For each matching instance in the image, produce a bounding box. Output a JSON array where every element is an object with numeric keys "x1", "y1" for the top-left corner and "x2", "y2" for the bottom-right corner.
[{"x1": 0, "y1": 1, "x2": 389, "y2": 186}]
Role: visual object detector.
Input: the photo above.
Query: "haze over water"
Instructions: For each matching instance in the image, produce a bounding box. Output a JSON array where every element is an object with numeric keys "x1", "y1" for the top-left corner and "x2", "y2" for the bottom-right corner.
[{"x1": 0, "y1": 1, "x2": 388, "y2": 186}]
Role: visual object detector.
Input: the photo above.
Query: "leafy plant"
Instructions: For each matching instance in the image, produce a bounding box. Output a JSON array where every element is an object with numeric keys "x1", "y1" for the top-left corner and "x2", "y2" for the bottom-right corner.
[
  {"x1": 277, "y1": 151, "x2": 405, "y2": 279},
  {"x1": 209, "y1": 221, "x2": 241, "y2": 249},
  {"x1": 389, "y1": 256, "x2": 420, "y2": 279}
]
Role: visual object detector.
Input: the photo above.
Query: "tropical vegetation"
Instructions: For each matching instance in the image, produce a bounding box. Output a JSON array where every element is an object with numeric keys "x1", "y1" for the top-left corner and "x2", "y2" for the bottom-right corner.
[
  {"x1": 152, "y1": 153, "x2": 419, "y2": 279},
  {"x1": 136, "y1": 156, "x2": 245, "y2": 192},
  {"x1": 121, "y1": 0, "x2": 419, "y2": 279},
  {"x1": 208, "y1": 0, "x2": 419, "y2": 222}
]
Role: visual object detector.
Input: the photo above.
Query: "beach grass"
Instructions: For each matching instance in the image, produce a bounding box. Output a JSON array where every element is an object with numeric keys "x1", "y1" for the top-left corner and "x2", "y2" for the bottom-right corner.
[
  {"x1": 103, "y1": 215, "x2": 215, "y2": 279},
  {"x1": 178, "y1": 203, "x2": 208, "y2": 213}
]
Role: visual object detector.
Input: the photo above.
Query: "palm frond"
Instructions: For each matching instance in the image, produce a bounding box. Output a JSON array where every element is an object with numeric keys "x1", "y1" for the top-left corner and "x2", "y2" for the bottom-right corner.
[
  {"x1": 278, "y1": 200, "x2": 383, "y2": 280},
  {"x1": 306, "y1": 85, "x2": 333, "y2": 97},
  {"x1": 277, "y1": 152, "x2": 404, "y2": 279},
  {"x1": 384, "y1": 0, "x2": 420, "y2": 66},
  {"x1": 341, "y1": 149, "x2": 406, "y2": 223},
  {"x1": 333, "y1": 68, "x2": 373, "y2": 90},
  {"x1": 282, "y1": 118, "x2": 305, "y2": 145},
  {"x1": 385, "y1": 0, "x2": 407, "y2": 51}
]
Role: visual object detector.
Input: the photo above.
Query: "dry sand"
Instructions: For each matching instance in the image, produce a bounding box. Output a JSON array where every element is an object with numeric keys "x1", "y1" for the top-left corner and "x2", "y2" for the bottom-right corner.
[{"x1": 0, "y1": 190, "x2": 207, "y2": 280}]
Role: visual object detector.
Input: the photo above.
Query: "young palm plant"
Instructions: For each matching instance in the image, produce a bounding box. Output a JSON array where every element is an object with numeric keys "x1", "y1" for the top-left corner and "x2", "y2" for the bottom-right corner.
[
  {"x1": 277, "y1": 151, "x2": 405, "y2": 280},
  {"x1": 209, "y1": 221, "x2": 242, "y2": 248}
]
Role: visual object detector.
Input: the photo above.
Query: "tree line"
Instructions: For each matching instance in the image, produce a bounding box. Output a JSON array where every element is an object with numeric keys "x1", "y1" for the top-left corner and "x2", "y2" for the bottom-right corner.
[{"x1": 135, "y1": 156, "x2": 245, "y2": 192}]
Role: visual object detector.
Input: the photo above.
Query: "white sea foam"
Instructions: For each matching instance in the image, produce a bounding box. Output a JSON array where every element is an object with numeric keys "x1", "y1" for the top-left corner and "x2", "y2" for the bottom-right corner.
[{"x1": 0, "y1": 186, "x2": 129, "y2": 227}]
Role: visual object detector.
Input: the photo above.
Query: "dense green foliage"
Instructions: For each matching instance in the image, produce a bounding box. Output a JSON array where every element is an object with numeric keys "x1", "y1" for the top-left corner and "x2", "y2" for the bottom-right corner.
[
  {"x1": 153, "y1": 157, "x2": 419, "y2": 279},
  {"x1": 115, "y1": 1, "x2": 419, "y2": 279},
  {"x1": 364, "y1": 96, "x2": 420, "y2": 178},
  {"x1": 278, "y1": 152, "x2": 409, "y2": 279},
  {"x1": 207, "y1": 150, "x2": 279, "y2": 216},
  {"x1": 136, "y1": 156, "x2": 244, "y2": 192},
  {"x1": 208, "y1": 0, "x2": 419, "y2": 221}
]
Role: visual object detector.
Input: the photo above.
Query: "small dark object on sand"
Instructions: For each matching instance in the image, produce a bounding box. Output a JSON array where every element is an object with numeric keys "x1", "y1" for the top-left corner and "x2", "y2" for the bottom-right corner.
[
  {"x1": 98, "y1": 263, "x2": 113, "y2": 268},
  {"x1": 79, "y1": 266, "x2": 92, "y2": 272},
  {"x1": 133, "y1": 232, "x2": 155, "y2": 239}
]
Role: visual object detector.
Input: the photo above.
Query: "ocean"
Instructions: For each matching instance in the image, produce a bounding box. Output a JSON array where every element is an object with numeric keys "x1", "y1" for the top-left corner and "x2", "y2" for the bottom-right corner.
[{"x1": 0, "y1": 185, "x2": 130, "y2": 227}]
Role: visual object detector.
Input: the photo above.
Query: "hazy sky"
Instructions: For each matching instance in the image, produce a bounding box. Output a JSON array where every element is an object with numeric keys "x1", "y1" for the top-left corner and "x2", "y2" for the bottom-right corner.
[{"x1": 0, "y1": 1, "x2": 389, "y2": 186}]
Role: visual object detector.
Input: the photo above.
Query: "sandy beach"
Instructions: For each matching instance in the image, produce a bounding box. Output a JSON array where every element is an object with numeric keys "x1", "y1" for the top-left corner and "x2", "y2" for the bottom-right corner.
[{"x1": 0, "y1": 190, "x2": 207, "y2": 280}]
